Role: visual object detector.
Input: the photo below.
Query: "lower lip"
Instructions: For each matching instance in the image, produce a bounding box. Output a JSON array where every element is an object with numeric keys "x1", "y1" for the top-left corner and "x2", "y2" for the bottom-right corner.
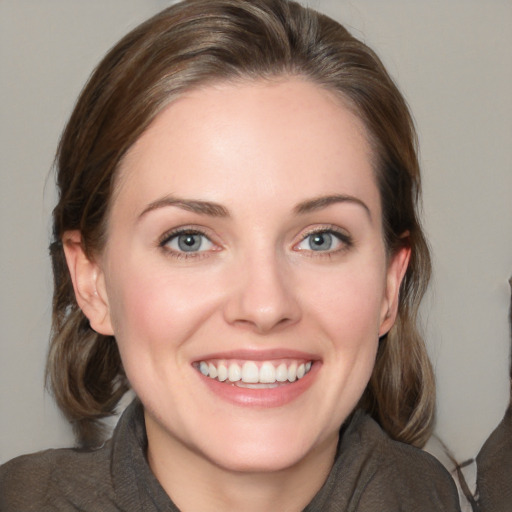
[{"x1": 198, "y1": 363, "x2": 319, "y2": 408}]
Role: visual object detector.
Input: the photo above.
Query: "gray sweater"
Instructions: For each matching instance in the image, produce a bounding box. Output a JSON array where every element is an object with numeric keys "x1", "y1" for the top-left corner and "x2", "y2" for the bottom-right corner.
[
  {"x1": 0, "y1": 400, "x2": 461, "y2": 511},
  {"x1": 476, "y1": 405, "x2": 512, "y2": 512}
]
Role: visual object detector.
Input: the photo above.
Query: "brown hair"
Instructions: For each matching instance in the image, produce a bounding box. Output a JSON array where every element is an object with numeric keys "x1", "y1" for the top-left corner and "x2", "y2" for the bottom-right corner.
[{"x1": 48, "y1": 0, "x2": 433, "y2": 448}]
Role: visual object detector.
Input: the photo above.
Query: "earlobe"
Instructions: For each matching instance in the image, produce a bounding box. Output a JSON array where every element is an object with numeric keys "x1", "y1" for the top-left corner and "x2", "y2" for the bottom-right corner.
[
  {"x1": 62, "y1": 230, "x2": 114, "y2": 336},
  {"x1": 378, "y1": 245, "x2": 411, "y2": 337}
]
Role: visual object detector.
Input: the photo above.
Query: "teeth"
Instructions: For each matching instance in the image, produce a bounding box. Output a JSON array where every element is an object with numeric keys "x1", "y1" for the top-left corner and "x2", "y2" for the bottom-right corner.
[
  {"x1": 197, "y1": 359, "x2": 313, "y2": 385},
  {"x1": 241, "y1": 361, "x2": 259, "y2": 383},
  {"x1": 199, "y1": 361, "x2": 209, "y2": 376},
  {"x1": 288, "y1": 363, "x2": 297, "y2": 382},
  {"x1": 217, "y1": 363, "x2": 228, "y2": 382},
  {"x1": 276, "y1": 363, "x2": 288, "y2": 382},
  {"x1": 259, "y1": 362, "x2": 276, "y2": 383},
  {"x1": 208, "y1": 363, "x2": 218, "y2": 379},
  {"x1": 228, "y1": 363, "x2": 241, "y2": 382}
]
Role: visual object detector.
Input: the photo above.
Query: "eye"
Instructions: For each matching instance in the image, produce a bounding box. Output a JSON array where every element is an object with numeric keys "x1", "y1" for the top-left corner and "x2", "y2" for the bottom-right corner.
[
  {"x1": 160, "y1": 229, "x2": 215, "y2": 254},
  {"x1": 295, "y1": 229, "x2": 351, "y2": 253}
]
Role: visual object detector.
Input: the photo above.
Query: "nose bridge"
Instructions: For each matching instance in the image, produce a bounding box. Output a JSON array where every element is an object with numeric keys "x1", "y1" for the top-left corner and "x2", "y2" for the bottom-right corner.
[{"x1": 224, "y1": 244, "x2": 300, "y2": 333}]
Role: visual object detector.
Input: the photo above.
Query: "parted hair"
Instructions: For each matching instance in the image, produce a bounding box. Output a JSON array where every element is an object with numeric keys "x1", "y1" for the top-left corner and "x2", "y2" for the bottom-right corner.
[{"x1": 48, "y1": 0, "x2": 434, "y2": 448}]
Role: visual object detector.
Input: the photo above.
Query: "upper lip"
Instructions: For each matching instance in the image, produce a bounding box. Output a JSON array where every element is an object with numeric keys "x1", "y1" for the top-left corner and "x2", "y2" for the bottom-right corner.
[{"x1": 192, "y1": 348, "x2": 320, "y2": 362}]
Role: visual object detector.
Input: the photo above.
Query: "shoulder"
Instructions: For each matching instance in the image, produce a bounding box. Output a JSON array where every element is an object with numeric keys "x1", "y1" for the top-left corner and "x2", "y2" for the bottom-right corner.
[
  {"x1": 477, "y1": 407, "x2": 512, "y2": 468},
  {"x1": 0, "y1": 442, "x2": 114, "y2": 511},
  {"x1": 476, "y1": 407, "x2": 512, "y2": 512},
  {"x1": 339, "y1": 412, "x2": 461, "y2": 511}
]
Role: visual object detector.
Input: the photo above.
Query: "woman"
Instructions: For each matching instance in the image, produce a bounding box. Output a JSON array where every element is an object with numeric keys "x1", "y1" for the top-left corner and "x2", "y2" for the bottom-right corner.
[{"x1": 0, "y1": 0, "x2": 460, "y2": 510}]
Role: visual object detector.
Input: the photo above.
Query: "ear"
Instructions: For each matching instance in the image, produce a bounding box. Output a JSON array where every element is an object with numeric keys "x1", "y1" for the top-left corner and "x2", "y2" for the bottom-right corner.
[
  {"x1": 378, "y1": 245, "x2": 411, "y2": 337},
  {"x1": 62, "y1": 230, "x2": 114, "y2": 336}
]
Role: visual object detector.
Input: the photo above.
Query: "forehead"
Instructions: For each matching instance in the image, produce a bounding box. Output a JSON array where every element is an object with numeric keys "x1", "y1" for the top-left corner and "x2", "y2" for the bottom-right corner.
[{"x1": 113, "y1": 77, "x2": 379, "y2": 217}]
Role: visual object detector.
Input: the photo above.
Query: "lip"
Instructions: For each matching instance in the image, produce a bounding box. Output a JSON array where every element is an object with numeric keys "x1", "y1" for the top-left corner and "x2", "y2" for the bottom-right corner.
[
  {"x1": 193, "y1": 348, "x2": 319, "y2": 362},
  {"x1": 193, "y1": 349, "x2": 321, "y2": 408}
]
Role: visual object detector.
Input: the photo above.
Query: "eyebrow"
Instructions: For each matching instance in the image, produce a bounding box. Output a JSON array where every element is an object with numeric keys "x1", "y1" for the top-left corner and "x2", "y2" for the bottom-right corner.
[
  {"x1": 139, "y1": 193, "x2": 370, "y2": 220},
  {"x1": 294, "y1": 194, "x2": 371, "y2": 219},
  {"x1": 139, "y1": 196, "x2": 230, "y2": 219}
]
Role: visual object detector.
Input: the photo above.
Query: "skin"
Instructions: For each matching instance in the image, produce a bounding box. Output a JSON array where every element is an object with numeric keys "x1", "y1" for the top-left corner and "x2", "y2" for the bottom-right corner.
[{"x1": 64, "y1": 77, "x2": 409, "y2": 512}]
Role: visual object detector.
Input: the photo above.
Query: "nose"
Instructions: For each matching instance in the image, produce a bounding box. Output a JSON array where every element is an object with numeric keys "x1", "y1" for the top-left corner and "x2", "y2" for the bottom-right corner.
[{"x1": 223, "y1": 252, "x2": 301, "y2": 334}]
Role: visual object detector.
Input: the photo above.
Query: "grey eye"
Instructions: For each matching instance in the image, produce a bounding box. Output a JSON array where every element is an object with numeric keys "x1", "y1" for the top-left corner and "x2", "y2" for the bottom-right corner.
[
  {"x1": 166, "y1": 232, "x2": 213, "y2": 253},
  {"x1": 295, "y1": 230, "x2": 348, "y2": 253},
  {"x1": 308, "y1": 232, "x2": 333, "y2": 251},
  {"x1": 308, "y1": 233, "x2": 333, "y2": 251}
]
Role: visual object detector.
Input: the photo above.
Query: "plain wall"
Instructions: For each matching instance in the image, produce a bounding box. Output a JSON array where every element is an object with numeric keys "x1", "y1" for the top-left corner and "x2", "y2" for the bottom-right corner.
[{"x1": 1, "y1": 0, "x2": 511, "y2": 465}]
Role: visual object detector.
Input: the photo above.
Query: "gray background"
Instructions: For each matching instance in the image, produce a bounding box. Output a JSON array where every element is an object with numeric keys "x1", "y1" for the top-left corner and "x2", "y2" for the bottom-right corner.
[{"x1": 1, "y1": 0, "x2": 511, "y2": 465}]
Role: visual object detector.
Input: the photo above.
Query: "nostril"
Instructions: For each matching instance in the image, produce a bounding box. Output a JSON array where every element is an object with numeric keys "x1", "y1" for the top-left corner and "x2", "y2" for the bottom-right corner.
[
  {"x1": 228, "y1": 312, "x2": 298, "y2": 334},
  {"x1": 222, "y1": 266, "x2": 302, "y2": 332}
]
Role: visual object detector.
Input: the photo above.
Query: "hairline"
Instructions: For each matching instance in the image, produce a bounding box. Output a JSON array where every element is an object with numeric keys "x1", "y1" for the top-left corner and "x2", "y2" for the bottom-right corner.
[{"x1": 98, "y1": 72, "x2": 384, "y2": 251}]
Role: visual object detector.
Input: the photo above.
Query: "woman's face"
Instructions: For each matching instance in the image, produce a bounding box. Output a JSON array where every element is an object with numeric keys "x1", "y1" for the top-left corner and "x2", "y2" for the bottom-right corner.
[{"x1": 78, "y1": 78, "x2": 408, "y2": 474}]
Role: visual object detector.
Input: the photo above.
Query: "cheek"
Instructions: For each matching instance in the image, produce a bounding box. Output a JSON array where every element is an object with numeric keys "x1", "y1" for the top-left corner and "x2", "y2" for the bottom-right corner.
[
  {"x1": 298, "y1": 262, "x2": 383, "y2": 429},
  {"x1": 105, "y1": 261, "x2": 224, "y2": 354},
  {"x1": 301, "y1": 258, "x2": 387, "y2": 344}
]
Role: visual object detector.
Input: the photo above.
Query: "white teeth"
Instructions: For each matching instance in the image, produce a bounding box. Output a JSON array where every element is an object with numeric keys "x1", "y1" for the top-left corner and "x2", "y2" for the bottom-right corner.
[
  {"x1": 276, "y1": 363, "x2": 288, "y2": 382},
  {"x1": 198, "y1": 359, "x2": 313, "y2": 385},
  {"x1": 199, "y1": 361, "x2": 209, "y2": 376},
  {"x1": 228, "y1": 363, "x2": 241, "y2": 382},
  {"x1": 208, "y1": 363, "x2": 218, "y2": 379},
  {"x1": 259, "y1": 362, "x2": 276, "y2": 383},
  {"x1": 241, "y1": 361, "x2": 259, "y2": 383},
  {"x1": 288, "y1": 363, "x2": 297, "y2": 382},
  {"x1": 237, "y1": 382, "x2": 279, "y2": 389},
  {"x1": 217, "y1": 363, "x2": 228, "y2": 382}
]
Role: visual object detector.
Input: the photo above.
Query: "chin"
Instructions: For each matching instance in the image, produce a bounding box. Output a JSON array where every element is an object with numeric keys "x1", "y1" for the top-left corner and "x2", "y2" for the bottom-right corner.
[
  {"x1": 196, "y1": 422, "x2": 332, "y2": 474},
  {"x1": 206, "y1": 444, "x2": 310, "y2": 474}
]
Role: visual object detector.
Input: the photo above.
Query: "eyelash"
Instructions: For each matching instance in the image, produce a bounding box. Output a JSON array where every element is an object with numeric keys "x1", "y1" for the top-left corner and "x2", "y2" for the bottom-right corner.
[
  {"x1": 157, "y1": 225, "x2": 353, "y2": 260},
  {"x1": 294, "y1": 226, "x2": 353, "y2": 257},
  {"x1": 158, "y1": 227, "x2": 217, "y2": 260}
]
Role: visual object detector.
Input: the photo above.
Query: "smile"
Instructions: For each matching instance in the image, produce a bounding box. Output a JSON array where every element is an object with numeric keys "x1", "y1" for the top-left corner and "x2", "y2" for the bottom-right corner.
[{"x1": 196, "y1": 359, "x2": 313, "y2": 386}]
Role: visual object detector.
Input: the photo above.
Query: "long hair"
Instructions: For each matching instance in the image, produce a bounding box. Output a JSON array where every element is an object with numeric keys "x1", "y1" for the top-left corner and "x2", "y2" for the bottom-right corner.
[{"x1": 48, "y1": 0, "x2": 433, "y2": 448}]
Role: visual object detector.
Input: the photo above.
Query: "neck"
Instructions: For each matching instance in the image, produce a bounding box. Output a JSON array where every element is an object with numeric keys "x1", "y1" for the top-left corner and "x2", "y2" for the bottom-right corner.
[{"x1": 145, "y1": 417, "x2": 338, "y2": 512}]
